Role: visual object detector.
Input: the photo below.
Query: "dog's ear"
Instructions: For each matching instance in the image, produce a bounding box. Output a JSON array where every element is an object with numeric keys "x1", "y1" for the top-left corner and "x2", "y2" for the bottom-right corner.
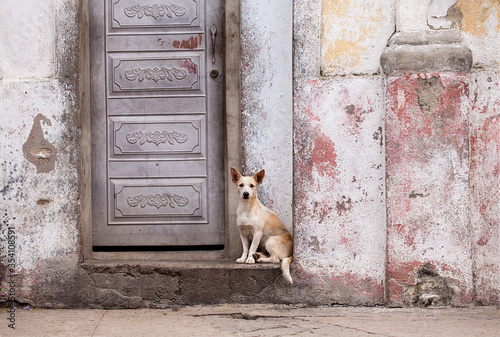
[
  {"x1": 253, "y1": 169, "x2": 265, "y2": 185},
  {"x1": 230, "y1": 166, "x2": 241, "y2": 184}
]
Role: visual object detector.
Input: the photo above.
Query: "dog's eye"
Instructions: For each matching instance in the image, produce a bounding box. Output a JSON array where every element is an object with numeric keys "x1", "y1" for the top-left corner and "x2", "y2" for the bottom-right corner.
[
  {"x1": 239, "y1": 183, "x2": 243, "y2": 187},
  {"x1": 250, "y1": 184, "x2": 255, "y2": 188}
]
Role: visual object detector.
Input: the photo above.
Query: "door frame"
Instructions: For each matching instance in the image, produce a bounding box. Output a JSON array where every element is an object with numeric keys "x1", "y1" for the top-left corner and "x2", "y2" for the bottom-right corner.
[{"x1": 79, "y1": 0, "x2": 241, "y2": 261}]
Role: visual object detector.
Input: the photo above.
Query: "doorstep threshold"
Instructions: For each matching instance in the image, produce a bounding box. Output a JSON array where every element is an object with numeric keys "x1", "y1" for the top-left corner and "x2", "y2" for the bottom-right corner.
[{"x1": 81, "y1": 259, "x2": 281, "y2": 271}]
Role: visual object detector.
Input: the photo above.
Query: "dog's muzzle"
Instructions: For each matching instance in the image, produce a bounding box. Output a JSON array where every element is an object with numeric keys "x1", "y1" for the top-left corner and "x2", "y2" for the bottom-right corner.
[{"x1": 243, "y1": 192, "x2": 250, "y2": 199}]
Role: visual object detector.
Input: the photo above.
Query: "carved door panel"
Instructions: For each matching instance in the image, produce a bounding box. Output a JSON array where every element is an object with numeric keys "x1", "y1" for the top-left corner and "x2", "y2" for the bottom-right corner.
[{"x1": 90, "y1": 0, "x2": 224, "y2": 247}]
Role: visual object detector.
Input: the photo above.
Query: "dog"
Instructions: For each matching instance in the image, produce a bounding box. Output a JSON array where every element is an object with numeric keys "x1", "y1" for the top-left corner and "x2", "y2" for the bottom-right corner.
[{"x1": 231, "y1": 167, "x2": 293, "y2": 284}]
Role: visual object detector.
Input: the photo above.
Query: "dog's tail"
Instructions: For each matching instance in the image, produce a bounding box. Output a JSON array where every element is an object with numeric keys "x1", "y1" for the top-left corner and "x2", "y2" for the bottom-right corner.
[{"x1": 281, "y1": 257, "x2": 293, "y2": 284}]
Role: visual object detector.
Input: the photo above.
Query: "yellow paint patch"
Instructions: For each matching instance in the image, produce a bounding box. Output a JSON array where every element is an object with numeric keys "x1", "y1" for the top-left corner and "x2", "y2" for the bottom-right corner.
[
  {"x1": 321, "y1": 0, "x2": 391, "y2": 74},
  {"x1": 455, "y1": 0, "x2": 500, "y2": 36}
]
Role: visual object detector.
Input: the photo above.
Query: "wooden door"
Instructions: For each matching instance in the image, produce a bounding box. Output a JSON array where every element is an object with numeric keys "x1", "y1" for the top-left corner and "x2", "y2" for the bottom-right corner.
[{"x1": 90, "y1": 0, "x2": 224, "y2": 247}]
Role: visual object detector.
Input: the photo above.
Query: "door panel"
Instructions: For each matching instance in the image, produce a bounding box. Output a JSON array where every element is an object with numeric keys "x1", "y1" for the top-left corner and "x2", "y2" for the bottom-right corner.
[
  {"x1": 110, "y1": 115, "x2": 204, "y2": 157},
  {"x1": 110, "y1": 52, "x2": 202, "y2": 93},
  {"x1": 111, "y1": 0, "x2": 202, "y2": 29},
  {"x1": 91, "y1": 0, "x2": 224, "y2": 247},
  {"x1": 111, "y1": 178, "x2": 206, "y2": 222}
]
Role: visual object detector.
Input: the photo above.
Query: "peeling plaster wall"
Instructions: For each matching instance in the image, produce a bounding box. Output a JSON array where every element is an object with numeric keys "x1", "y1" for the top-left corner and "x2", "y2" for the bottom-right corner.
[
  {"x1": 0, "y1": 0, "x2": 81, "y2": 305},
  {"x1": 321, "y1": 0, "x2": 396, "y2": 75},
  {"x1": 295, "y1": 0, "x2": 499, "y2": 306},
  {"x1": 293, "y1": 77, "x2": 386, "y2": 305},
  {"x1": 470, "y1": 71, "x2": 500, "y2": 305},
  {"x1": 383, "y1": 0, "x2": 499, "y2": 306},
  {"x1": 292, "y1": 0, "x2": 393, "y2": 305},
  {"x1": 0, "y1": 0, "x2": 498, "y2": 309},
  {"x1": 240, "y1": 0, "x2": 293, "y2": 228},
  {"x1": 385, "y1": 73, "x2": 473, "y2": 306},
  {"x1": 456, "y1": 0, "x2": 500, "y2": 68}
]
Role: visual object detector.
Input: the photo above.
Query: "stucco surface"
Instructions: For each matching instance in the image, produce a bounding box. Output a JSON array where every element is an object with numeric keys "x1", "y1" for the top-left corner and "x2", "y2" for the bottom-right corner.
[
  {"x1": 0, "y1": 0, "x2": 55, "y2": 79},
  {"x1": 457, "y1": 0, "x2": 500, "y2": 68},
  {"x1": 0, "y1": 0, "x2": 499, "y2": 309},
  {"x1": 0, "y1": 0, "x2": 81, "y2": 305},
  {"x1": 385, "y1": 73, "x2": 473, "y2": 306},
  {"x1": 240, "y1": 0, "x2": 293, "y2": 228},
  {"x1": 293, "y1": 77, "x2": 386, "y2": 305},
  {"x1": 470, "y1": 70, "x2": 500, "y2": 305},
  {"x1": 321, "y1": 0, "x2": 396, "y2": 75}
]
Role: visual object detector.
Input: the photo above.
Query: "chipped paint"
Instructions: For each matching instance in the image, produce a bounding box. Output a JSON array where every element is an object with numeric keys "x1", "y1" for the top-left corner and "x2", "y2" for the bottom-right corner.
[
  {"x1": 402, "y1": 263, "x2": 459, "y2": 307},
  {"x1": 455, "y1": 0, "x2": 500, "y2": 68},
  {"x1": 320, "y1": 0, "x2": 396, "y2": 75},
  {"x1": 293, "y1": 77, "x2": 386, "y2": 304},
  {"x1": 172, "y1": 34, "x2": 203, "y2": 50},
  {"x1": 240, "y1": 0, "x2": 293, "y2": 228},
  {"x1": 469, "y1": 71, "x2": 500, "y2": 305},
  {"x1": 385, "y1": 73, "x2": 474, "y2": 306},
  {"x1": 22, "y1": 114, "x2": 57, "y2": 173},
  {"x1": 456, "y1": 0, "x2": 500, "y2": 37},
  {"x1": 427, "y1": 0, "x2": 459, "y2": 30}
]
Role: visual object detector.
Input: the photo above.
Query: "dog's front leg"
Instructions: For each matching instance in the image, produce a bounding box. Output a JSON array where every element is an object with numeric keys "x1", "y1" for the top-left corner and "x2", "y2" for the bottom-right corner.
[
  {"x1": 236, "y1": 231, "x2": 250, "y2": 263},
  {"x1": 245, "y1": 231, "x2": 262, "y2": 264}
]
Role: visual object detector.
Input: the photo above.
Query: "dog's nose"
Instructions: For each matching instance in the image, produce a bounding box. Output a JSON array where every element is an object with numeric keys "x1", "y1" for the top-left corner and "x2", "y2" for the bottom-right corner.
[{"x1": 243, "y1": 192, "x2": 249, "y2": 199}]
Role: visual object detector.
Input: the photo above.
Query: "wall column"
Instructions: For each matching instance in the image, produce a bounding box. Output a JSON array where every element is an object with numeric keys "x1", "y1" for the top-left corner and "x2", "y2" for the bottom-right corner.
[{"x1": 382, "y1": 0, "x2": 474, "y2": 307}]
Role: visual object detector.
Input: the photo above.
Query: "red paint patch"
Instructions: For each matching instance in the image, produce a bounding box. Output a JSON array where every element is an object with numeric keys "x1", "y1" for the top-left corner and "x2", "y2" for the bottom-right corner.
[
  {"x1": 173, "y1": 34, "x2": 203, "y2": 50},
  {"x1": 311, "y1": 132, "x2": 337, "y2": 178},
  {"x1": 158, "y1": 38, "x2": 166, "y2": 47},
  {"x1": 386, "y1": 73, "x2": 472, "y2": 306},
  {"x1": 182, "y1": 60, "x2": 197, "y2": 74}
]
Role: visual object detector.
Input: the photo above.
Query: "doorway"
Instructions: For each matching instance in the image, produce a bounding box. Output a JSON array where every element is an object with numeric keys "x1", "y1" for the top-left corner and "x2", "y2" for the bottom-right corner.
[{"x1": 89, "y1": 0, "x2": 225, "y2": 249}]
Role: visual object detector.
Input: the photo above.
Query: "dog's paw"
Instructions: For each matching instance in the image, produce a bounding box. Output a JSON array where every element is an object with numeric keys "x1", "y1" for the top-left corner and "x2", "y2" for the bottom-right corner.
[
  {"x1": 236, "y1": 257, "x2": 246, "y2": 263},
  {"x1": 245, "y1": 256, "x2": 255, "y2": 264}
]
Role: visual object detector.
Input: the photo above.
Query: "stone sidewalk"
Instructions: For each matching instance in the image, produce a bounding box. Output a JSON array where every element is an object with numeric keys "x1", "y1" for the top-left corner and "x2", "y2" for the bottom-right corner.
[{"x1": 1, "y1": 304, "x2": 498, "y2": 336}]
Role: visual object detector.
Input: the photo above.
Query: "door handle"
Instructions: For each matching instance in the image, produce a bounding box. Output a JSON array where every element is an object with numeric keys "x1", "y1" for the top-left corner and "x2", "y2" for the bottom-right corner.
[{"x1": 211, "y1": 25, "x2": 217, "y2": 64}]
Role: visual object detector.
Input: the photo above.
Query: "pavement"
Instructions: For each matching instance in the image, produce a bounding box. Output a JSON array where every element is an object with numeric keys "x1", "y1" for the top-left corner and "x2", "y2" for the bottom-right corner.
[{"x1": 1, "y1": 304, "x2": 499, "y2": 337}]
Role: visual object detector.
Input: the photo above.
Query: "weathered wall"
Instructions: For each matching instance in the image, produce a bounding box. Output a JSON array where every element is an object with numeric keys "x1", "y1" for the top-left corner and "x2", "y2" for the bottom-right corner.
[
  {"x1": 321, "y1": 0, "x2": 396, "y2": 75},
  {"x1": 383, "y1": 0, "x2": 499, "y2": 306},
  {"x1": 470, "y1": 71, "x2": 500, "y2": 305},
  {"x1": 385, "y1": 73, "x2": 473, "y2": 306},
  {"x1": 292, "y1": 0, "x2": 499, "y2": 306},
  {"x1": 0, "y1": 0, "x2": 82, "y2": 305},
  {"x1": 293, "y1": 77, "x2": 386, "y2": 305},
  {"x1": 0, "y1": 0, "x2": 498, "y2": 309},
  {"x1": 240, "y1": 0, "x2": 293, "y2": 229},
  {"x1": 456, "y1": 4, "x2": 500, "y2": 306},
  {"x1": 290, "y1": 0, "x2": 394, "y2": 305}
]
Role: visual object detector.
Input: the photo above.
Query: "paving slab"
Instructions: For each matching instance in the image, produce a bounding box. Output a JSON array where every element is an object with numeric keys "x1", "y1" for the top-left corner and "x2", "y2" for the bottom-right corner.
[{"x1": 1, "y1": 304, "x2": 498, "y2": 336}]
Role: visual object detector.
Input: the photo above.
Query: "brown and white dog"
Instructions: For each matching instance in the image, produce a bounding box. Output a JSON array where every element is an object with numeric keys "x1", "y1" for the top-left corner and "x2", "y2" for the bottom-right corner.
[{"x1": 231, "y1": 167, "x2": 293, "y2": 284}]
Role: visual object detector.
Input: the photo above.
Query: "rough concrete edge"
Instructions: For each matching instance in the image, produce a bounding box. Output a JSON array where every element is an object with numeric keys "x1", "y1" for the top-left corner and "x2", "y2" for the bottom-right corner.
[
  {"x1": 292, "y1": 0, "x2": 322, "y2": 254},
  {"x1": 389, "y1": 30, "x2": 463, "y2": 46},
  {"x1": 381, "y1": 43, "x2": 472, "y2": 76},
  {"x1": 293, "y1": 0, "x2": 322, "y2": 83}
]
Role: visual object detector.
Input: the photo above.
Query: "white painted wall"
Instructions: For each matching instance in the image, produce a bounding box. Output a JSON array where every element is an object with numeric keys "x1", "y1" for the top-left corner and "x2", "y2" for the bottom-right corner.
[
  {"x1": 240, "y1": 0, "x2": 293, "y2": 229},
  {"x1": 0, "y1": 0, "x2": 55, "y2": 79},
  {"x1": 0, "y1": 0, "x2": 80, "y2": 303}
]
